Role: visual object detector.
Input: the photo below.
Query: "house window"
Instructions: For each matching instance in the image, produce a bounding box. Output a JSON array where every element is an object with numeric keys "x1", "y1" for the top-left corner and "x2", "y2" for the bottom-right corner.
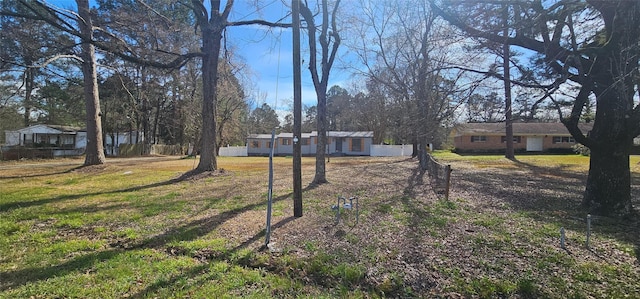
[
  {"x1": 552, "y1": 136, "x2": 575, "y2": 143},
  {"x1": 61, "y1": 135, "x2": 75, "y2": 149},
  {"x1": 24, "y1": 133, "x2": 33, "y2": 145},
  {"x1": 251, "y1": 141, "x2": 259, "y2": 148},
  {"x1": 470, "y1": 136, "x2": 487, "y2": 142},
  {"x1": 301, "y1": 139, "x2": 309, "y2": 145},
  {"x1": 501, "y1": 136, "x2": 521, "y2": 143},
  {"x1": 282, "y1": 138, "x2": 291, "y2": 145},
  {"x1": 34, "y1": 134, "x2": 58, "y2": 147},
  {"x1": 351, "y1": 138, "x2": 362, "y2": 152},
  {"x1": 267, "y1": 141, "x2": 272, "y2": 149}
]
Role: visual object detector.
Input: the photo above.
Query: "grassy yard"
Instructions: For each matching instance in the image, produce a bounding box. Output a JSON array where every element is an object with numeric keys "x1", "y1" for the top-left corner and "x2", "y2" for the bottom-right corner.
[{"x1": 0, "y1": 154, "x2": 639, "y2": 298}]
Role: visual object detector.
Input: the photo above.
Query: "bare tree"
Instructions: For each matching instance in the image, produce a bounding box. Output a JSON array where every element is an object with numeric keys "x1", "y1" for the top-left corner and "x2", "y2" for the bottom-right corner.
[
  {"x1": 350, "y1": 0, "x2": 474, "y2": 165},
  {"x1": 298, "y1": 0, "x2": 342, "y2": 185}
]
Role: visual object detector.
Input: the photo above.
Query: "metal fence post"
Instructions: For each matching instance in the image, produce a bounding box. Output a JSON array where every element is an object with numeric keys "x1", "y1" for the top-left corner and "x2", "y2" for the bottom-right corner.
[{"x1": 445, "y1": 164, "x2": 452, "y2": 201}]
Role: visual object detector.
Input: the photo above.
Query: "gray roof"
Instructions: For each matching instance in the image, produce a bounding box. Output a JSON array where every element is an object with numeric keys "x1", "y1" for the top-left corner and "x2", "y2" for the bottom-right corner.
[
  {"x1": 326, "y1": 131, "x2": 374, "y2": 138},
  {"x1": 247, "y1": 134, "x2": 274, "y2": 139},
  {"x1": 248, "y1": 131, "x2": 374, "y2": 140},
  {"x1": 45, "y1": 124, "x2": 85, "y2": 132},
  {"x1": 14, "y1": 124, "x2": 85, "y2": 133},
  {"x1": 454, "y1": 122, "x2": 593, "y2": 136}
]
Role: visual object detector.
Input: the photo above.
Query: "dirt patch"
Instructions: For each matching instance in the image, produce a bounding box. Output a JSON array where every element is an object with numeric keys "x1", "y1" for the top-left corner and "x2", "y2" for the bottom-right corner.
[
  {"x1": 71, "y1": 164, "x2": 111, "y2": 174},
  {"x1": 213, "y1": 156, "x2": 640, "y2": 296}
]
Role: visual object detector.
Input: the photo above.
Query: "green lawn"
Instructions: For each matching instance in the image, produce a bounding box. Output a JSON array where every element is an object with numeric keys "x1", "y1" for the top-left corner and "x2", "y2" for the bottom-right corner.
[{"x1": 1, "y1": 155, "x2": 638, "y2": 298}]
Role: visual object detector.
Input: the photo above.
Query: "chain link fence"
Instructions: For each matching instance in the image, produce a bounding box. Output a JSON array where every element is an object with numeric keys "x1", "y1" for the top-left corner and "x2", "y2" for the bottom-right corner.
[{"x1": 423, "y1": 153, "x2": 452, "y2": 200}]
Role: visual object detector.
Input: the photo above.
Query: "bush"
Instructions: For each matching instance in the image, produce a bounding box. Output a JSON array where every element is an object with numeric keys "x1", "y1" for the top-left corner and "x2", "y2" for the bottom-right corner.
[{"x1": 573, "y1": 144, "x2": 590, "y2": 156}]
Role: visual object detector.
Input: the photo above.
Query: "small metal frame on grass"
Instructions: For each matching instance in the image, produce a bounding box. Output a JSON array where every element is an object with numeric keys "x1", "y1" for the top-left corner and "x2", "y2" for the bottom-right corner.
[{"x1": 332, "y1": 196, "x2": 359, "y2": 226}]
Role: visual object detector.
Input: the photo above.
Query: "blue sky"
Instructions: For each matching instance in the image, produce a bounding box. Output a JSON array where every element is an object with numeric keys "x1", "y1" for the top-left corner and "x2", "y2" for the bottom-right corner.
[
  {"x1": 47, "y1": 0, "x2": 355, "y2": 118},
  {"x1": 225, "y1": 1, "x2": 357, "y2": 115}
]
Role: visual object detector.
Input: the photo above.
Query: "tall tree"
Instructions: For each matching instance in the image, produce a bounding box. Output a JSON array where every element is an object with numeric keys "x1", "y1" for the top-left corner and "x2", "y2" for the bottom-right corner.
[
  {"x1": 326, "y1": 85, "x2": 352, "y2": 131},
  {"x1": 78, "y1": 0, "x2": 107, "y2": 165},
  {"x1": 0, "y1": 1, "x2": 74, "y2": 127},
  {"x1": 95, "y1": 0, "x2": 286, "y2": 173},
  {"x1": 216, "y1": 60, "x2": 248, "y2": 153},
  {"x1": 351, "y1": 0, "x2": 472, "y2": 164},
  {"x1": 0, "y1": 77, "x2": 23, "y2": 143},
  {"x1": 466, "y1": 93, "x2": 504, "y2": 123},
  {"x1": 249, "y1": 103, "x2": 280, "y2": 134},
  {"x1": 4, "y1": 0, "x2": 109, "y2": 165},
  {"x1": 433, "y1": 0, "x2": 640, "y2": 216},
  {"x1": 298, "y1": 0, "x2": 342, "y2": 185},
  {"x1": 38, "y1": 79, "x2": 85, "y2": 125},
  {"x1": 501, "y1": 4, "x2": 514, "y2": 160}
]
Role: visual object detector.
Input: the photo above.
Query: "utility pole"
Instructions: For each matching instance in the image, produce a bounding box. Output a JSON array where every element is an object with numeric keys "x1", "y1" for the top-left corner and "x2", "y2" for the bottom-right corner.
[
  {"x1": 503, "y1": 4, "x2": 514, "y2": 160},
  {"x1": 292, "y1": 0, "x2": 303, "y2": 217}
]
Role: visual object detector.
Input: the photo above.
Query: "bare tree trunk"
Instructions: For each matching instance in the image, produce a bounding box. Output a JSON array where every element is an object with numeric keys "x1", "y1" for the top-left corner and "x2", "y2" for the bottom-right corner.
[
  {"x1": 23, "y1": 64, "x2": 34, "y2": 127},
  {"x1": 503, "y1": 5, "x2": 514, "y2": 160},
  {"x1": 153, "y1": 97, "x2": 164, "y2": 145},
  {"x1": 314, "y1": 90, "x2": 328, "y2": 184},
  {"x1": 584, "y1": 144, "x2": 632, "y2": 215},
  {"x1": 195, "y1": 20, "x2": 222, "y2": 172},
  {"x1": 77, "y1": 0, "x2": 106, "y2": 166},
  {"x1": 298, "y1": 0, "x2": 341, "y2": 185},
  {"x1": 216, "y1": 120, "x2": 225, "y2": 156},
  {"x1": 581, "y1": 71, "x2": 634, "y2": 215}
]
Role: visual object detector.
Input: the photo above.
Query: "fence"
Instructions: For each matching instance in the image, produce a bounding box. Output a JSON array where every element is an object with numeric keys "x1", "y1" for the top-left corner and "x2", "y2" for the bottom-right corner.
[
  {"x1": 423, "y1": 153, "x2": 452, "y2": 200},
  {"x1": 1, "y1": 147, "x2": 54, "y2": 160},
  {"x1": 370, "y1": 144, "x2": 413, "y2": 157},
  {"x1": 219, "y1": 145, "x2": 248, "y2": 157},
  {"x1": 118, "y1": 144, "x2": 184, "y2": 157}
]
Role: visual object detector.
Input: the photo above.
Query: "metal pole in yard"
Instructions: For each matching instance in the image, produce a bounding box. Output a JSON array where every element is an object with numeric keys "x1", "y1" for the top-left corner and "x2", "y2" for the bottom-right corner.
[
  {"x1": 445, "y1": 164, "x2": 452, "y2": 201},
  {"x1": 292, "y1": 0, "x2": 303, "y2": 218},
  {"x1": 265, "y1": 130, "x2": 276, "y2": 247}
]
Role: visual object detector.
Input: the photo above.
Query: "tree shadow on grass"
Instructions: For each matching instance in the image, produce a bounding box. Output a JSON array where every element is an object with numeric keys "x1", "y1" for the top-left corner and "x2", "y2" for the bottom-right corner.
[
  {"x1": 0, "y1": 180, "x2": 316, "y2": 292},
  {"x1": 0, "y1": 169, "x2": 220, "y2": 213},
  {"x1": 127, "y1": 216, "x2": 300, "y2": 298},
  {"x1": 0, "y1": 165, "x2": 84, "y2": 179},
  {"x1": 445, "y1": 158, "x2": 640, "y2": 263}
]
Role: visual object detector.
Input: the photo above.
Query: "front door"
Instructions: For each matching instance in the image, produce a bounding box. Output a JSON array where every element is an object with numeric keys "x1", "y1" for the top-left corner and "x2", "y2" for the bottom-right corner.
[
  {"x1": 526, "y1": 136, "x2": 543, "y2": 152},
  {"x1": 335, "y1": 137, "x2": 343, "y2": 153}
]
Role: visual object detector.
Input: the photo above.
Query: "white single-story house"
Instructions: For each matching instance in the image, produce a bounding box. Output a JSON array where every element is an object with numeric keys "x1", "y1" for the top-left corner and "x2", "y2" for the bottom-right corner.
[
  {"x1": 3, "y1": 124, "x2": 87, "y2": 158},
  {"x1": 247, "y1": 131, "x2": 374, "y2": 156}
]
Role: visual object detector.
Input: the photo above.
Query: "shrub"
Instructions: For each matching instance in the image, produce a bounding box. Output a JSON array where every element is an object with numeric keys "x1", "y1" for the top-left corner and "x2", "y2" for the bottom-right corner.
[{"x1": 572, "y1": 144, "x2": 590, "y2": 156}]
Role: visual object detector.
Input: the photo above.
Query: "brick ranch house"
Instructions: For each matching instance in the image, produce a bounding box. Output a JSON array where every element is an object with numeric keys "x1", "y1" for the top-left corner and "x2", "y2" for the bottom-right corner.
[{"x1": 451, "y1": 122, "x2": 593, "y2": 153}]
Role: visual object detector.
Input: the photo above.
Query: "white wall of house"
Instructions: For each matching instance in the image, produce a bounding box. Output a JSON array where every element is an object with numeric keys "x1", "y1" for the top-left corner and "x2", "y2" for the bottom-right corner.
[
  {"x1": 3, "y1": 125, "x2": 87, "y2": 157},
  {"x1": 247, "y1": 131, "x2": 375, "y2": 156},
  {"x1": 75, "y1": 132, "x2": 87, "y2": 149},
  {"x1": 4, "y1": 131, "x2": 20, "y2": 146}
]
